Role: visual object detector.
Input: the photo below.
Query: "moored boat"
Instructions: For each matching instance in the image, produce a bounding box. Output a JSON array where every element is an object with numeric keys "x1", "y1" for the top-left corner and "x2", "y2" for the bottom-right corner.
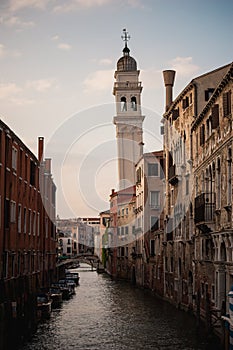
[
  {"x1": 65, "y1": 272, "x2": 80, "y2": 286},
  {"x1": 49, "y1": 287, "x2": 63, "y2": 307},
  {"x1": 37, "y1": 293, "x2": 52, "y2": 319}
]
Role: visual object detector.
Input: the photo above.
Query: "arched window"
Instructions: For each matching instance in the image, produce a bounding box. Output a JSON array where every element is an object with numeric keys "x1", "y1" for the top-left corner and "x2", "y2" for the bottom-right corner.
[
  {"x1": 131, "y1": 96, "x2": 137, "y2": 111},
  {"x1": 217, "y1": 158, "x2": 221, "y2": 208},
  {"x1": 227, "y1": 148, "x2": 232, "y2": 204},
  {"x1": 220, "y1": 242, "x2": 226, "y2": 261},
  {"x1": 120, "y1": 96, "x2": 127, "y2": 112}
]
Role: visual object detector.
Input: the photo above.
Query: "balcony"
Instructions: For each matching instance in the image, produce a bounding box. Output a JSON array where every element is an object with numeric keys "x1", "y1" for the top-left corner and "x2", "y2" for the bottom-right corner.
[
  {"x1": 168, "y1": 164, "x2": 179, "y2": 185},
  {"x1": 194, "y1": 193, "x2": 215, "y2": 233},
  {"x1": 113, "y1": 82, "x2": 142, "y2": 91}
]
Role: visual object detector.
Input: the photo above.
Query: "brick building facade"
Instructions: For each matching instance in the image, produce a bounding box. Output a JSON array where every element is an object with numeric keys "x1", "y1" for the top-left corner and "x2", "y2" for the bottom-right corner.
[{"x1": 0, "y1": 119, "x2": 56, "y2": 347}]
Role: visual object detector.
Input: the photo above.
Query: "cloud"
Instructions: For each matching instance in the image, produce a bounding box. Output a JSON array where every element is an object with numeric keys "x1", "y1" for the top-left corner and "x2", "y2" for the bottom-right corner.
[
  {"x1": 0, "y1": 82, "x2": 22, "y2": 99},
  {"x1": 8, "y1": 0, "x2": 50, "y2": 12},
  {"x1": 99, "y1": 58, "x2": 113, "y2": 66},
  {"x1": 57, "y1": 43, "x2": 72, "y2": 51},
  {"x1": 53, "y1": 0, "x2": 111, "y2": 13},
  {"x1": 10, "y1": 97, "x2": 35, "y2": 105},
  {"x1": 83, "y1": 69, "x2": 114, "y2": 93},
  {"x1": 0, "y1": 82, "x2": 34, "y2": 105},
  {"x1": 26, "y1": 78, "x2": 58, "y2": 92},
  {"x1": 1, "y1": 15, "x2": 35, "y2": 27},
  {"x1": 0, "y1": 43, "x2": 22, "y2": 59},
  {"x1": 141, "y1": 68, "x2": 162, "y2": 89},
  {"x1": 169, "y1": 57, "x2": 199, "y2": 78},
  {"x1": 0, "y1": 44, "x2": 7, "y2": 58},
  {"x1": 51, "y1": 35, "x2": 59, "y2": 41}
]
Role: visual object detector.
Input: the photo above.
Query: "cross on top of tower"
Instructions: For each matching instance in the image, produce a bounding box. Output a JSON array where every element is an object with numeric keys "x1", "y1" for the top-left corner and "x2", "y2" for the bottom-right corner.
[{"x1": 121, "y1": 29, "x2": 130, "y2": 47}]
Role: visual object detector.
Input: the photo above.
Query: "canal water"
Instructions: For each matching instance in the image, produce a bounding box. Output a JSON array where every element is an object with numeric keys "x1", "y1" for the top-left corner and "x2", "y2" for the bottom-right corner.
[{"x1": 18, "y1": 264, "x2": 221, "y2": 350}]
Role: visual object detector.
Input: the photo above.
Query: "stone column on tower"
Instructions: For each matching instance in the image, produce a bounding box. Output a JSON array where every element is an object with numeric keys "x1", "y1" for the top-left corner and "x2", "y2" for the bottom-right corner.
[{"x1": 113, "y1": 29, "x2": 145, "y2": 190}]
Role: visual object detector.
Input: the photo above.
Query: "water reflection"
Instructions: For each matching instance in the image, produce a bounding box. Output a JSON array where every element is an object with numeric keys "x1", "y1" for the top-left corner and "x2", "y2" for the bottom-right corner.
[{"x1": 19, "y1": 264, "x2": 221, "y2": 350}]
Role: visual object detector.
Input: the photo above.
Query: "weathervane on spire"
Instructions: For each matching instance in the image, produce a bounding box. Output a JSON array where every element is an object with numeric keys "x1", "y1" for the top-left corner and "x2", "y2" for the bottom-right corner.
[{"x1": 121, "y1": 28, "x2": 130, "y2": 47}]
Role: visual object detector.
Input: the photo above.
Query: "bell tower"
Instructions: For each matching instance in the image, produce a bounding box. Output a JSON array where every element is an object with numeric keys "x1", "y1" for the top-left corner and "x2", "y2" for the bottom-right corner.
[{"x1": 113, "y1": 29, "x2": 145, "y2": 190}]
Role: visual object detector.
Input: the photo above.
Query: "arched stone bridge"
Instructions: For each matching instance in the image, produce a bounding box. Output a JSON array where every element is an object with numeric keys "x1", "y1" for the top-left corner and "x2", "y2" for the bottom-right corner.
[{"x1": 56, "y1": 253, "x2": 104, "y2": 272}]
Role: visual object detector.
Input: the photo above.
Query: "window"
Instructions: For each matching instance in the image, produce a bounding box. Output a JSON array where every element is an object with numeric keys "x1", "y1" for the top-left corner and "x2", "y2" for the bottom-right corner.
[
  {"x1": 121, "y1": 226, "x2": 124, "y2": 236},
  {"x1": 148, "y1": 163, "x2": 158, "y2": 176},
  {"x1": 0, "y1": 129, "x2": 2, "y2": 163},
  {"x1": 12, "y1": 146, "x2": 17, "y2": 170},
  {"x1": 227, "y1": 148, "x2": 232, "y2": 205},
  {"x1": 205, "y1": 88, "x2": 215, "y2": 101},
  {"x1": 18, "y1": 204, "x2": 22, "y2": 233},
  {"x1": 25, "y1": 154, "x2": 28, "y2": 181},
  {"x1": 120, "y1": 96, "x2": 127, "y2": 112},
  {"x1": 30, "y1": 160, "x2": 36, "y2": 186},
  {"x1": 182, "y1": 96, "x2": 189, "y2": 109},
  {"x1": 150, "y1": 239, "x2": 155, "y2": 256},
  {"x1": 200, "y1": 124, "x2": 205, "y2": 146},
  {"x1": 223, "y1": 90, "x2": 231, "y2": 117},
  {"x1": 121, "y1": 247, "x2": 125, "y2": 256},
  {"x1": 37, "y1": 213, "x2": 40, "y2": 236},
  {"x1": 136, "y1": 167, "x2": 141, "y2": 184},
  {"x1": 19, "y1": 149, "x2": 23, "y2": 177},
  {"x1": 33, "y1": 211, "x2": 36, "y2": 235},
  {"x1": 122, "y1": 208, "x2": 124, "y2": 216},
  {"x1": 125, "y1": 208, "x2": 128, "y2": 215},
  {"x1": 125, "y1": 226, "x2": 129, "y2": 235},
  {"x1": 4, "y1": 199, "x2": 10, "y2": 228},
  {"x1": 131, "y1": 96, "x2": 137, "y2": 111},
  {"x1": 151, "y1": 216, "x2": 159, "y2": 232},
  {"x1": 150, "y1": 191, "x2": 160, "y2": 208},
  {"x1": 28, "y1": 209, "x2": 31, "y2": 234},
  {"x1": 217, "y1": 158, "x2": 221, "y2": 209},
  {"x1": 23, "y1": 208, "x2": 27, "y2": 233},
  {"x1": 190, "y1": 93, "x2": 192, "y2": 104},
  {"x1": 10, "y1": 201, "x2": 16, "y2": 222},
  {"x1": 125, "y1": 247, "x2": 128, "y2": 257},
  {"x1": 211, "y1": 104, "x2": 219, "y2": 129},
  {"x1": 172, "y1": 108, "x2": 179, "y2": 121}
]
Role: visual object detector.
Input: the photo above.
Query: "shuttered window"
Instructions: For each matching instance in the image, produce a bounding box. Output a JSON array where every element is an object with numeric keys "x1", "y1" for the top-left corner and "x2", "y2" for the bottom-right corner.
[
  {"x1": 182, "y1": 97, "x2": 189, "y2": 109},
  {"x1": 211, "y1": 104, "x2": 219, "y2": 129},
  {"x1": 223, "y1": 90, "x2": 231, "y2": 117},
  {"x1": 200, "y1": 125, "x2": 205, "y2": 146},
  {"x1": 172, "y1": 108, "x2": 179, "y2": 121}
]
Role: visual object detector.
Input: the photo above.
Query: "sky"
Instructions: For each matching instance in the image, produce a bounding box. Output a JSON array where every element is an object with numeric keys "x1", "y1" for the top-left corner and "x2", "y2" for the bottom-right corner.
[{"x1": 0, "y1": 0, "x2": 233, "y2": 218}]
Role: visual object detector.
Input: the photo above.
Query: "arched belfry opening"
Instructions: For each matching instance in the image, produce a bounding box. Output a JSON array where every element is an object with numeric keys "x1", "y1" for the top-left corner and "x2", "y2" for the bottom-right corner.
[
  {"x1": 113, "y1": 29, "x2": 145, "y2": 190},
  {"x1": 120, "y1": 96, "x2": 127, "y2": 112},
  {"x1": 131, "y1": 96, "x2": 137, "y2": 111}
]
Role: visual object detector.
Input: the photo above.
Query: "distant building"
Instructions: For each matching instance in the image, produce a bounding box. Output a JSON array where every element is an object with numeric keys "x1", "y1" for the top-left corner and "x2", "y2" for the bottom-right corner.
[{"x1": 135, "y1": 151, "x2": 165, "y2": 293}]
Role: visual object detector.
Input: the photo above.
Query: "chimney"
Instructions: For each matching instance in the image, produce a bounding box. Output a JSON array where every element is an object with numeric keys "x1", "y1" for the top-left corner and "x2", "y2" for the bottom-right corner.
[
  {"x1": 163, "y1": 70, "x2": 176, "y2": 111},
  {"x1": 45, "y1": 158, "x2": 51, "y2": 174},
  {"x1": 38, "y1": 137, "x2": 44, "y2": 162}
]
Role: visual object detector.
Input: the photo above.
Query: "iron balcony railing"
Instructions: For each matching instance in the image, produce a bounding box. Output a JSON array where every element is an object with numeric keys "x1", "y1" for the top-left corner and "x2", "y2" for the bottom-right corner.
[
  {"x1": 168, "y1": 164, "x2": 178, "y2": 185},
  {"x1": 194, "y1": 193, "x2": 215, "y2": 224}
]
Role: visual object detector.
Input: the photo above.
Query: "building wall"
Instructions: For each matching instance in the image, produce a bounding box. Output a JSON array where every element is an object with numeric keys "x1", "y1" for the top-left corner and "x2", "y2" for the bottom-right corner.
[
  {"x1": 191, "y1": 64, "x2": 233, "y2": 328},
  {"x1": 0, "y1": 120, "x2": 56, "y2": 347}
]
